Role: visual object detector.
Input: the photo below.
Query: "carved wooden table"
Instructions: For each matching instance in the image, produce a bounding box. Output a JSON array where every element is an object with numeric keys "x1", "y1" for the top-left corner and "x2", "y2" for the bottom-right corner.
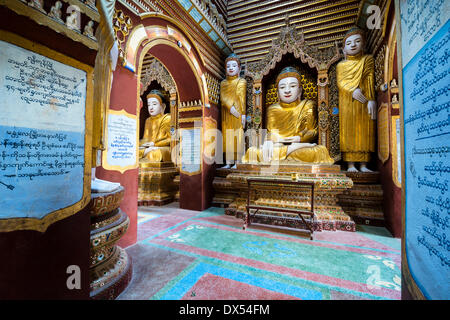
[{"x1": 244, "y1": 177, "x2": 315, "y2": 240}]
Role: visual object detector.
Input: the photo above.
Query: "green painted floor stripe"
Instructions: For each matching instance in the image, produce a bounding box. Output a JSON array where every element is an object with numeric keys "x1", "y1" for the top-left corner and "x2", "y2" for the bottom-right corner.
[
  {"x1": 164, "y1": 224, "x2": 400, "y2": 286},
  {"x1": 147, "y1": 242, "x2": 393, "y2": 300},
  {"x1": 191, "y1": 218, "x2": 401, "y2": 255}
]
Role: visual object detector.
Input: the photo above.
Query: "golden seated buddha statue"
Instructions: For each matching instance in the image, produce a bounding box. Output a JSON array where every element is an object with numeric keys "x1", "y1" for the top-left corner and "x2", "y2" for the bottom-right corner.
[
  {"x1": 139, "y1": 90, "x2": 172, "y2": 163},
  {"x1": 242, "y1": 67, "x2": 334, "y2": 164}
]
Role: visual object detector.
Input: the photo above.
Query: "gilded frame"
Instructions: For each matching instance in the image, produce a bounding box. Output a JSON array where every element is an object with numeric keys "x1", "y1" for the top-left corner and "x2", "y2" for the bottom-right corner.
[
  {"x1": 0, "y1": 30, "x2": 93, "y2": 233},
  {"x1": 378, "y1": 103, "x2": 390, "y2": 164},
  {"x1": 179, "y1": 127, "x2": 203, "y2": 176},
  {"x1": 390, "y1": 115, "x2": 401, "y2": 188},
  {"x1": 102, "y1": 108, "x2": 139, "y2": 173}
]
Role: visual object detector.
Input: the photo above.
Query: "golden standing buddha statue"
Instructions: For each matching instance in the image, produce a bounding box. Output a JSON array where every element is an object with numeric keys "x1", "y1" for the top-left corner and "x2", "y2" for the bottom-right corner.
[
  {"x1": 242, "y1": 67, "x2": 334, "y2": 164},
  {"x1": 139, "y1": 90, "x2": 172, "y2": 162},
  {"x1": 220, "y1": 54, "x2": 247, "y2": 169},
  {"x1": 337, "y1": 27, "x2": 376, "y2": 172}
]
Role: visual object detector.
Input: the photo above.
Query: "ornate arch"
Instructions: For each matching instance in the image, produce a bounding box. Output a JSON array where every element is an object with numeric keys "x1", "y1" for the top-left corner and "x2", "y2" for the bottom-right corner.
[
  {"x1": 244, "y1": 19, "x2": 342, "y2": 81},
  {"x1": 140, "y1": 58, "x2": 176, "y2": 95}
]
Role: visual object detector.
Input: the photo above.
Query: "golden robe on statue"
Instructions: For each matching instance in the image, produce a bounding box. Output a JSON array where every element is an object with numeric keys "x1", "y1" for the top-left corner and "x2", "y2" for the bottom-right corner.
[
  {"x1": 220, "y1": 75, "x2": 246, "y2": 159},
  {"x1": 243, "y1": 99, "x2": 334, "y2": 164},
  {"x1": 337, "y1": 53, "x2": 375, "y2": 162},
  {"x1": 139, "y1": 113, "x2": 171, "y2": 162}
]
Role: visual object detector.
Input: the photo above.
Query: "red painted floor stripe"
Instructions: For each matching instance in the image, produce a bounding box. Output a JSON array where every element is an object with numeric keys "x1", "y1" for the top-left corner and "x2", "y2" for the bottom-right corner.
[
  {"x1": 197, "y1": 215, "x2": 401, "y2": 254},
  {"x1": 155, "y1": 220, "x2": 400, "y2": 261},
  {"x1": 152, "y1": 238, "x2": 401, "y2": 300}
]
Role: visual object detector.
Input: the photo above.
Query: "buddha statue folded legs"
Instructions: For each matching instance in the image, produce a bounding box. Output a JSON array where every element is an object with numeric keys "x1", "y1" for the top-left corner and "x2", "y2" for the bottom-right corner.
[
  {"x1": 243, "y1": 142, "x2": 334, "y2": 164},
  {"x1": 242, "y1": 66, "x2": 334, "y2": 165}
]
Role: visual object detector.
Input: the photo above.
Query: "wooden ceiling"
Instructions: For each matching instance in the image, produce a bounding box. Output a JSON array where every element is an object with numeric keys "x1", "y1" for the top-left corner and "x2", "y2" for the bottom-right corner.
[{"x1": 226, "y1": 0, "x2": 363, "y2": 63}]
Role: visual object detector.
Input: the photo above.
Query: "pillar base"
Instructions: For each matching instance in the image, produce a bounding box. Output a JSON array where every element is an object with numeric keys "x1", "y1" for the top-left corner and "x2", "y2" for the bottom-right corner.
[
  {"x1": 87, "y1": 186, "x2": 131, "y2": 299},
  {"x1": 89, "y1": 246, "x2": 132, "y2": 300}
]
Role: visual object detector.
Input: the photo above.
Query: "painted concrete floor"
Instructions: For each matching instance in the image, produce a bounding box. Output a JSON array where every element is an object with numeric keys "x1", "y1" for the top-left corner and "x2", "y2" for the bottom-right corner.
[{"x1": 117, "y1": 203, "x2": 401, "y2": 300}]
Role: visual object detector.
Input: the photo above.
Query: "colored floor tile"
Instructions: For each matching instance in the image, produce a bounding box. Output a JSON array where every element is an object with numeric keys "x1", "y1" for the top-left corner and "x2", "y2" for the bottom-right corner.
[
  {"x1": 160, "y1": 223, "x2": 400, "y2": 287},
  {"x1": 118, "y1": 204, "x2": 401, "y2": 300}
]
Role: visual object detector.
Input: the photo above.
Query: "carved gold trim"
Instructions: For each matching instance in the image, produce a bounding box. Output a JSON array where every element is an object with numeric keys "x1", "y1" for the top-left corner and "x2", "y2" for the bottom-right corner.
[
  {"x1": 102, "y1": 109, "x2": 139, "y2": 174},
  {"x1": 140, "y1": 57, "x2": 177, "y2": 94},
  {"x1": 179, "y1": 106, "x2": 203, "y2": 112},
  {"x1": 178, "y1": 117, "x2": 203, "y2": 124},
  {"x1": 0, "y1": 30, "x2": 93, "y2": 233},
  {"x1": 245, "y1": 23, "x2": 342, "y2": 80},
  {"x1": 391, "y1": 115, "x2": 401, "y2": 188},
  {"x1": 378, "y1": 103, "x2": 390, "y2": 164},
  {"x1": 0, "y1": 0, "x2": 99, "y2": 51}
]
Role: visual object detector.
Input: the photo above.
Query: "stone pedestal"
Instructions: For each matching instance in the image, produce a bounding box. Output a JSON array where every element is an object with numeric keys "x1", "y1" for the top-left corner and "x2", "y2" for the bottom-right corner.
[
  {"x1": 223, "y1": 163, "x2": 356, "y2": 232},
  {"x1": 337, "y1": 172, "x2": 385, "y2": 227},
  {"x1": 138, "y1": 161, "x2": 178, "y2": 206},
  {"x1": 88, "y1": 186, "x2": 132, "y2": 300}
]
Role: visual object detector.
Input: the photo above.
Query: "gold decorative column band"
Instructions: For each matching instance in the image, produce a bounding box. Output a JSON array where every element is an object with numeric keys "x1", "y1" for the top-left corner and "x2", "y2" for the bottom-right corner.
[
  {"x1": 317, "y1": 71, "x2": 329, "y2": 148},
  {"x1": 378, "y1": 103, "x2": 390, "y2": 164},
  {"x1": 179, "y1": 100, "x2": 203, "y2": 112},
  {"x1": 252, "y1": 80, "x2": 262, "y2": 126},
  {"x1": 178, "y1": 117, "x2": 203, "y2": 124},
  {"x1": 391, "y1": 115, "x2": 401, "y2": 188}
]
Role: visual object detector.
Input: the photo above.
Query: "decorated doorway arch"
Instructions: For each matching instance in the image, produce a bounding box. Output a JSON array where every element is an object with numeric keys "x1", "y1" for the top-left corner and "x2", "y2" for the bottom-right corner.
[{"x1": 96, "y1": 9, "x2": 213, "y2": 247}]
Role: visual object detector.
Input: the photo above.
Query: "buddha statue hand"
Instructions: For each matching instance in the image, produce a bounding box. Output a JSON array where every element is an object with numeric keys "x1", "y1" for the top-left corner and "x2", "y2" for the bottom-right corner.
[
  {"x1": 230, "y1": 105, "x2": 240, "y2": 118},
  {"x1": 367, "y1": 100, "x2": 377, "y2": 120},
  {"x1": 352, "y1": 88, "x2": 368, "y2": 104},
  {"x1": 141, "y1": 141, "x2": 155, "y2": 148},
  {"x1": 262, "y1": 140, "x2": 274, "y2": 162},
  {"x1": 281, "y1": 136, "x2": 301, "y2": 143}
]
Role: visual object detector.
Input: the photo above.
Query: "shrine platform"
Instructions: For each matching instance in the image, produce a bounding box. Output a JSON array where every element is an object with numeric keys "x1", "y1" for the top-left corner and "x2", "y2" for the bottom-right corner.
[{"x1": 213, "y1": 163, "x2": 356, "y2": 232}]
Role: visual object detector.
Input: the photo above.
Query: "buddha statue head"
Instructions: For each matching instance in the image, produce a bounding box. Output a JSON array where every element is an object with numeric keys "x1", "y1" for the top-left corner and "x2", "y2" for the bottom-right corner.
[
  {"x1": 146, "y1": 90, "x2": 166, "y2": 116},
  {"x1": 225, "y1": 53, "x2": 241, "y2": 77},
  {"x1": 343, "y1": 27, "x2": 365, "y2": 57},
  {"x1": 276, "y1": 67, "x2": 302, "y2": 104}
]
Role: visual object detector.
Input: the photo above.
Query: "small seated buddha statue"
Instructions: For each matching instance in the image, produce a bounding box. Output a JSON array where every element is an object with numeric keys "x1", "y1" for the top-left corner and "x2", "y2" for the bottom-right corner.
[
  {"x1": 49, "y1": 1, "x2": 63, "y2": 23},
  {"x1": 83, "y1": 20, "x2": 96, "y2": 40},
  {"x1": 242, "y1": 66, "x2": 334, "y2": 164},
  {"x1": 28, "y1": 0, "x2": 46, "y2": 13},
  {"x1": 139, "y1": 90, "x2": 172, "y2": 162}
]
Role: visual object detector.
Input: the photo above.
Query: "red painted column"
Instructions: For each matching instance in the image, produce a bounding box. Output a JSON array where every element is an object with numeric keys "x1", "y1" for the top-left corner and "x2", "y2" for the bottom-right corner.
[{"x1": 96, "y1": 65, "x2": 139, "y2": 248}]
